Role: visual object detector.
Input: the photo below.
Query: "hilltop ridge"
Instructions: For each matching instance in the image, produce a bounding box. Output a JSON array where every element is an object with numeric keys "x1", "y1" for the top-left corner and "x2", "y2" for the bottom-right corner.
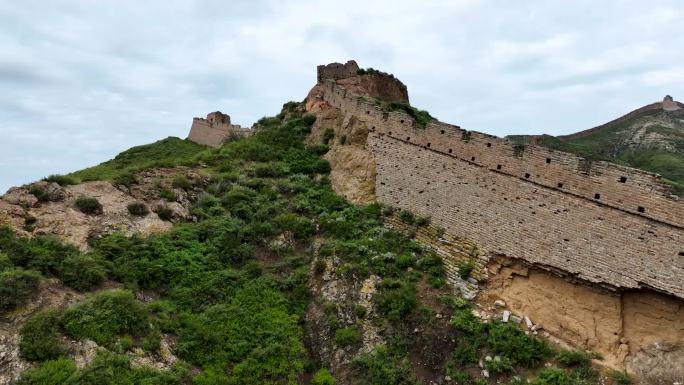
[{"x1": 508, "y1": 95, "x2": 684, "y2": 194}]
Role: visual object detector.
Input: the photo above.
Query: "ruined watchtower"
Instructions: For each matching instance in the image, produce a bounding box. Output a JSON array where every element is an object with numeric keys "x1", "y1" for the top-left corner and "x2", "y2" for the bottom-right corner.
[
  {"x1": 317, "y1": 60, "x2": 360, "y2": 82},
  {"x1": 662, "y1": 95, "x2": 681, "y2": 111},
  {"x1": 188, "y1": 111, "x2": 250, "y2": 148}
]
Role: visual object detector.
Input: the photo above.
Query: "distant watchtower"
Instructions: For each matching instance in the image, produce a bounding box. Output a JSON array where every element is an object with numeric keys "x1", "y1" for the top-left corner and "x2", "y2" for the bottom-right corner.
[
  {"x1": 188, "y1": 111, "x2": 250, "y2": 148},
  {"x1": 662, "y1": 95, "x2": 681, "y2": 111}
]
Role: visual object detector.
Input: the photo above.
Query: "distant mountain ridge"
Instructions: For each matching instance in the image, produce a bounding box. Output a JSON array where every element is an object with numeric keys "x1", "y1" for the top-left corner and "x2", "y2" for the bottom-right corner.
[{"x1": 508, "y1": 95, "x2": 684, "y2": 195}]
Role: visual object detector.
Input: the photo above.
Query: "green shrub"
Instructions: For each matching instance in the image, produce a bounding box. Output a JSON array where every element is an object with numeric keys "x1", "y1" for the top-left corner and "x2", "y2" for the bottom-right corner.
[
  {"x1": 60, "y1": 255, "x2": 106, "y2": 291},
  {"x1": 353, "y1": 345, "x2": 420, "y2": 385},
  {"x1": 386, "y1": 102, "x2": 433, "y2": 129},
  {"x1": 414, "y1": 215, "x2": 430, "y2": 227},
  {"x1": 323, "y1": 128, "x2": 335, "y2": 144},
  {"x1": 485, "y1": 356, "x2": 513, "y2": 374},
  {"x1": 172, "y1": 175, "x2": 192, "y2": 190},
  {"x1": 609, "y1": 370, "x2": 631, "y2": 385},
  {"x1": 397, "y1": 209, "x2": 415, "y2": 225},
  {"x1": 127, "y1": 202, "x2": 149, "y2": 216},
  {"x1": 61, "y1": 351, "x2": 189, "y2": 384},
  {"x1": 555, "y1": 349, "x2": 592, "y2": 367},
  {"x1": 375, "y1": 280, "x2": 417, "y2": 322},
  {"x1": 74, "y1": 196, "x2": 103, "y2": 215},
  {"x1": 154, "y1": 205, "x2": 174, "y2": 221},
  {"x1": 335, "y1": 326, "x2": 361, "y2": 347},
  {"x1": 533, "y1": 367, "x2": 570, "y2": 385},
  {"x1": 457, "y1": 260, "x2": 474, "y2": 279},
  {"x1": 62, "y1": 289, "x2": 150, "y2": 346},
  {"x1": 312, "y1": 368, "x2": 336, "y2": 385},
  {"x1": 112, "y1": 171, "x2": 137, "y2": 187},
  {"x1": 0, "y1": 253, "x2": 11, "y2": 273},
  {"x1": 28, "y1": 185, "x2": 50, "y2": 202},
  {"x1": 23, "y1": 214, "x2": 37, "y2": 232},
  {"x1": 354, "y1": 304, "x2": 367, "y2": 319},
  {"x1": 15, "y1": 358, "x2": 76, "y2": 385},
  {"x1": 314, "y1": 259, "x2": 326, "y2": 274},
  {"x1": 160, "y1": 188, "x2": 176, "y2": 201},
  {"x1": 20, "y1": 310, "x2": 66, "y2": 361},
  {"x1": 488, "y1": 322, "x2": 551, "y2": 367},
  {"x1": 43, "y1": 174, "x2": 77, "y2": 186},
  {"x1": 0, "y1": 268, "x2": 41, "y2": 311}
]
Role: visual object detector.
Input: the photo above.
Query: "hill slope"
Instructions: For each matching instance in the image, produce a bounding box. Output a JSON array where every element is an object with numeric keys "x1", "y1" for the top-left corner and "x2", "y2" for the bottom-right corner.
[{"x1": 508, "y1": 96, "x2": 684, "y2": 195}]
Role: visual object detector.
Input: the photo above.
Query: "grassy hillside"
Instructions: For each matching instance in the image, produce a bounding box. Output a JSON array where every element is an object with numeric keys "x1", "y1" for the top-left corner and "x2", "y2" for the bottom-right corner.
[
  {"x1": 3, "y1": 104, "x2": 616, "y2": 384},
  {"x1": 508, "y1": 107, "x2": 684, "y2": 195},
  {"x1": 68, "y1": 137, "x2": 208, "y2": 184}
]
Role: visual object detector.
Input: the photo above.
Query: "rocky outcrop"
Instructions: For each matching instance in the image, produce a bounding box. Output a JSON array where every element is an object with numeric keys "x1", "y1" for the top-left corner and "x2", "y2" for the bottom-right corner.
[
  {"x1": 0, "y1": 167, "x2": 209, "y2": 250},
  {"x1": 306, "y1": 84, "x2": 376, "y2": 204}
]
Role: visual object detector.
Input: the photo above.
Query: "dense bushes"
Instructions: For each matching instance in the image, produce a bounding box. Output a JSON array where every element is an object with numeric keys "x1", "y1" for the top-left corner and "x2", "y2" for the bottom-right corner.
[
  {"x1": 334, "y1": 326, "x2": 361, "y2": 346},
  {"x1": 0, "y1": 268, "x2": 41, "y2": 311},
  {"x1": 62, "y1": 289, "x2": 151, "y2": 346},
  {"x1": 74, "y1": 196, "x2": 103, "y2": 215},
  {"x1": 43, "y1": 174, "x2": 77, "y2": 186},
  {"x1": 312, "y1": 368, "x2": 336, "y2": 385},
  {"x1": 19, "y1": 310, "x2": 65, "y2": 361},
  {"x1": 449, "y1": 301, "x2": 551, "y2": 374},
  {"x1": 127, "y1": 201, "x2": 149, "y2": 216},
  {"x1": 59, "y1": 255, "x2": 106, "y2": 291},
  {"x1": 15, "y1": 358, "x2": 76, "y2": 385}
]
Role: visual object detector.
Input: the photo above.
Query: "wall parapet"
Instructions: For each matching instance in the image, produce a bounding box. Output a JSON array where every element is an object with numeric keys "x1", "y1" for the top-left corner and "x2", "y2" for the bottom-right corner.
[{"x1": 318, "y1": 80, "x2": 684, "y2": 229}]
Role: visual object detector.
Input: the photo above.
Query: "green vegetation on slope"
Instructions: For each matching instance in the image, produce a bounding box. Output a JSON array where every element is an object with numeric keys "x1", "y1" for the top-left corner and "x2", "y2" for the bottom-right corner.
[
  {"x1": 2, "y1": 103, "x2": 609, "y2": 384},
  {"x1": 69, "y1": 136, "x2": 207, "y2": 184}
]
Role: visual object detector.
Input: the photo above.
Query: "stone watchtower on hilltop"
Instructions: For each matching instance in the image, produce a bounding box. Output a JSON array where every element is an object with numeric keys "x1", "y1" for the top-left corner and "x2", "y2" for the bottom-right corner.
[
  {"x1": 187, "y1": 111, "x2": 250, "y2": 148},
  {"x1": 662, "y1": 95, "x2": 681, "y2": 111},
  {"x1": 316, "y1": 60, "x2": 409, "y2": 104}
]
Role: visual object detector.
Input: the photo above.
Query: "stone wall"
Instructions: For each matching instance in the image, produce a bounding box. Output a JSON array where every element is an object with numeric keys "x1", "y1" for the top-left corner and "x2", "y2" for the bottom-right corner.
[
  {"x1": 314, "y1": 79, "x2": 684, "y2": 300},
  {"x1": 307, "y1": 75, "x2": 684, "y2": 366},
  {"x1": 188, "y1": 111, "x2": 250, "y2": 148}
]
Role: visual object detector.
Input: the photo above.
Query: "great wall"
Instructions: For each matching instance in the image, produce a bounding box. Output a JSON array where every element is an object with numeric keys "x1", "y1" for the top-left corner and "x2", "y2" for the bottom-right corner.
[{"x1": 300, "y1": 61, "x2": 684, "y2": 370}]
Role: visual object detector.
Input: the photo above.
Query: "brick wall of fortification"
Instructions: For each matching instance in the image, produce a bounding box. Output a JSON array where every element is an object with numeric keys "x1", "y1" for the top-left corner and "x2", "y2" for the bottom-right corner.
[{"x1": 317, "y1": 80, "x2": 684, "y2": 299}]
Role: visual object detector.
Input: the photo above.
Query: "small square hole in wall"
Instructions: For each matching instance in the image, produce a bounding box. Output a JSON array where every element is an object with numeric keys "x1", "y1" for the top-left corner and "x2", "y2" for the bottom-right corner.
[
  {"x1": 637, "y1": 206, "x2": 645, "y2": 213},
  {"x1": 366, "y1": 111, "x2": 370, "y2": 114},
  {"x1": 427, "y1": 143, "x2": 431, "y2": 148},
  {"x1": 471, "y1": 156, "x2": 476, "y2": 161},
  {"x1": 525, "y1": 173, "x2": 531, "y2": 178},
  {"x1": 406, "y1": 137, "x2": 410, "y2": 141},
  {"x1": 487, "y1": 142, "x2": 492, "y2": 147},
  {"x1": 400, "y1": 119, "x2": 405, "y2": 123},
  {"x1": 448, "y1": 149, "x2": 453, "y2": 154},
  {"x1": 388, "y1": 131, "x2": 392, "y2": 136},
  {"x1": 678, "y1": 251, "x2": 684, "y2": 256},
  {"x1": 619, "y1": 176, "x2": 627, "y2": 183},
  {"x1": 371, "y1": 126, "x2": 375, "y2": 131},
  {"x1": 497, "y1": 164, "x2": 502, "y2": 170},
  {"x1": 546, "y1": 158, "x2": 551, "y2": 164},
  {"x1": 557, "y1": 182, "x2": 564, "y2": 188},
  {"x1": 440, "y1": 130, "x2": 445, "y2": 134},
  {"x1": 594, "y1": 193, "x2": 601, "y2": 200}
]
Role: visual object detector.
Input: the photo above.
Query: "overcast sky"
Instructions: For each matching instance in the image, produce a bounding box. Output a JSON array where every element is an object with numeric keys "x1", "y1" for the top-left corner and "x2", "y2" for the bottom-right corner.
[{"x1": 1, "y1": 0, "x2": 682, "y2": 193}]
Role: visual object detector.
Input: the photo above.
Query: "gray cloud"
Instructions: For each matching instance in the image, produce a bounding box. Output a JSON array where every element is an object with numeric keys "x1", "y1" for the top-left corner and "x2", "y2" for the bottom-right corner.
[{"x1": 0, "y1": 0, "x2": 682, "y2": 193}]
